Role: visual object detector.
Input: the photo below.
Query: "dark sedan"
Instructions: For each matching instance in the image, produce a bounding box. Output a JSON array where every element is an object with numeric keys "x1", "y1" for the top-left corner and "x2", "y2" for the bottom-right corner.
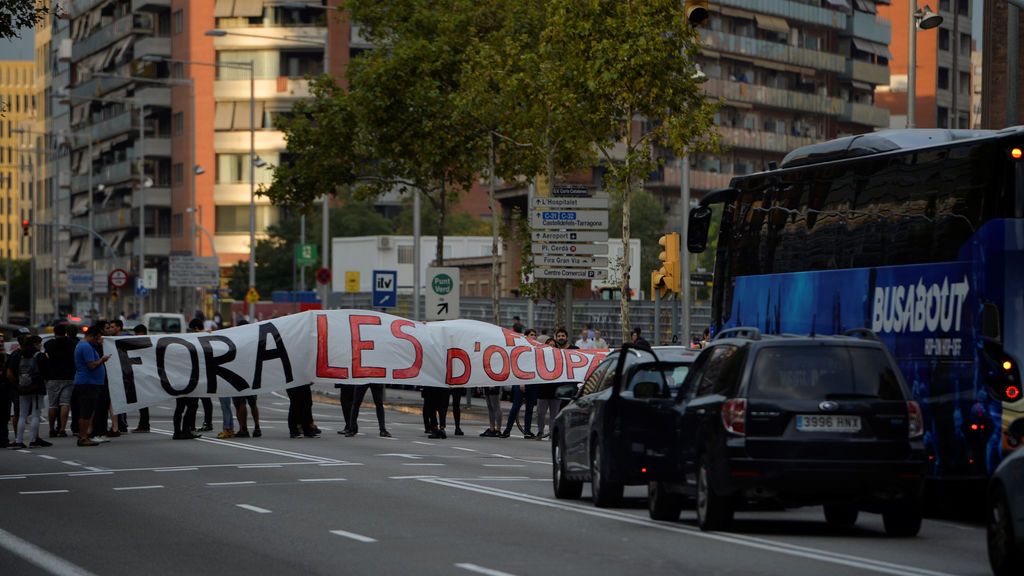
[
  {"x1": 989, "y1": 447, "x2": 1024, "y2": 576},
  {"x1": 551, "y1": 345, "x2": 698, "y2": 507}
]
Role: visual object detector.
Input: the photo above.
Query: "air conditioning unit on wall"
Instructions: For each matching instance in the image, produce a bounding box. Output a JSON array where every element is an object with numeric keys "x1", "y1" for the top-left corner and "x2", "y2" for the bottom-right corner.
[{"x1": 377, "y1": 236, "x2": 392, "y2": 250}]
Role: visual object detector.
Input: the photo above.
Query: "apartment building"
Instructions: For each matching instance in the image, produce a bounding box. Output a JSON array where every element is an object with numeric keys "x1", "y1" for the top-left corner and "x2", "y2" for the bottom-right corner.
[
  {"x1": 646, "y1": 0, "x2": 893, "y2": 230},
  {"x1": 876, "y1": 0, "x2": 975, "y2": 128},
  {"x1": 0, "y1": 61, "x2": 36, "y2": 266}
]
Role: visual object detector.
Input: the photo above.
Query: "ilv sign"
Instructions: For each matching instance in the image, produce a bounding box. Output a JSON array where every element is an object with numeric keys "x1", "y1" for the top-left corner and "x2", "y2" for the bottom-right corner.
[{"x1": 426, "y1": 267, "x2": 460, "y2": 321}]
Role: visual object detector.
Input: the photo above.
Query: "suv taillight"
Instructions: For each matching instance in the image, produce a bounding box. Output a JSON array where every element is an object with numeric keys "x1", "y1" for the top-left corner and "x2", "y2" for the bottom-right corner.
[
  {"x1": 722, "y1": 398, "x2": 746, "y2": 436},
  {"x1": 907, "y1": 401, "x2": 923, "y2": 439}
]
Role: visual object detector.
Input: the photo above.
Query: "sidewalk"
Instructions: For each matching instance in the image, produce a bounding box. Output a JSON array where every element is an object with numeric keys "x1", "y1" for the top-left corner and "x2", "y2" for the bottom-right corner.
[{"x1": 311, "y1": 383, "x2": 502, "y2": 423}]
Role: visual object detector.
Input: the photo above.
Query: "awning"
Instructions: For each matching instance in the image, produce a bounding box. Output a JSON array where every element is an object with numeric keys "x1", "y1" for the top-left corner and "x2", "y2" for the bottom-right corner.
[
  {"x1": 720, "y1": 7, "x2": 755, "y2": 20},
  {"x1": 756, "y1": 14, "x2": 790, "y2": 34},
  {"x1": 233, "y1": 0, "x2": 264, "y2": 17},
  {"x1": 71, "y1": 194, "x2": 90, "y2": 216},
  {"x1": 854, "y1": 0, "x2": 877, "y2": 14},
  {"x1": 825, "y1": 0, "x2": 853, "y2": 13},
  {"x1": 66, "y1": 238, "x2": 83, "y2": 262},
  {"x1": 213, "y1": 0, "x2": 234, "y2": 18},
  {"x1": 851, "y1": 80, "x2": 874, "y2": 91},
  {"x1": 215, "y1": 102, "x2": 234, "y2": 130},
  {"x1": 852, "y1": 37, "x2": 892, "y2": 59}
]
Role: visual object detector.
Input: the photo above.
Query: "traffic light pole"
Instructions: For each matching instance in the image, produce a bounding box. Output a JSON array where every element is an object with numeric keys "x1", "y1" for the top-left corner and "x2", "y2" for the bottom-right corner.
[{"x1": 679, "y1": 156, "x2": 691, "y2": 344}]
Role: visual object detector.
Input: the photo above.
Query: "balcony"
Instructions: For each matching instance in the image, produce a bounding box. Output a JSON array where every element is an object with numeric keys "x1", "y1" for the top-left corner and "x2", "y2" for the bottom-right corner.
[
  {"x1": 715, "y1": 126, "x2": 820, "y2": 154},
  {"x1": 89, "y1": 110, "x2": 134, "y2": 143},
  {"x1": 684, "y1": 169, "x2": 736, "y2": 192},
  {"x1": 845, "y1": 12, "x2": 892, "y2": 45},
  {"x1": 700, "y1": 30, "x2": 845, "y2": 74},
  {"x1": 843, "y1": 60, "x2": 889, "y2": 86},
  {"x1": 72, "y1": 13, "x2": 155, "y2": 61},
  {"x1": 134, "y1": 186, "x2": 171, "y2": 208},
  {"x1": 704, "y1": 79, "x2": 841, "y2": 116},
  {"x1": 214, "y1": 78, "x2": 314, "y2": 101},
  {"x1": 134, "y1": 36, "x2": 170, "y2": 59},
  {"x1": 718, "y1": 0, "x2": 847, "y2": 30},
  {"x1": 837, "y1": 102, "x2": 889, "y2": 128},
  {"x1": 131, "y1": 0, "x2": 170, "y2": 11},
  {"x1": 135, "y1": 86, "x2": 171, "y2": 109},
  {"x1": 71, "y1": 74, "x2": 130, "y2": 101},
  {"x1": 72, "y1": 159, "x2": 134, "y2": 191}
]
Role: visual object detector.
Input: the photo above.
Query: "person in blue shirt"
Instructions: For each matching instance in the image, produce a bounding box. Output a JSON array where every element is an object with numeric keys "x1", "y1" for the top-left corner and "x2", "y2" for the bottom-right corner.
[{"x1": 74, "y1": 324, "x2": 110, "y2": 447}]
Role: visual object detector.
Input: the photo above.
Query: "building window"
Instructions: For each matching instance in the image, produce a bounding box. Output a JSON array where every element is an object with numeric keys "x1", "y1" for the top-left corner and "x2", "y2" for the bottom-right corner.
[
  {"x1": 173, "y1": 162, "x2": 184, "y2": 186},
  {"x1": 280, "y1": 50, "x2": 324, "y2": 78},
  {"x1": 397, "y1": 245, "x2": 414, "y2": 264},
  {"x1": 215, "y1": 205, "x2": 278, "y2": 234},
  {"x1": 937, "y1": 106, "x2": 950, "y2": 128},
  {"x1": 959, "y1": 33, "x2": 971, "y2": 58},
  {"x1": 172, "y1": 62, "x2": 183, "y2": 79},
  {"x1": 173, "y1": 10, "x2": 183, "y2": 35},
  {"x1": 173, "y1": 112, "x2": 184, "y2": 137},
  {"x1": 938, "y1": 28, "x2": 949, "y2": 51},
  {"x1": 216, "y1": 153, "x2": 272, "y2": 185},
  {"x1": 957, "y1": 0, "x2": 969, "y2": 16},
  {"x1": 937, "y1": 67, "x2": 950, "y2": 90}
]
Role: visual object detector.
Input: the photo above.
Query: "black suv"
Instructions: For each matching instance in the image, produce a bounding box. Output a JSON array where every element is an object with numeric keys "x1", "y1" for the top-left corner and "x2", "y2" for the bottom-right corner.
[
  {"x1": 551, "y1": 345, "x2": 699, "y2": 507},
  {"x1": 645, "y1": 328, "x2": 927, "y2": 536}
]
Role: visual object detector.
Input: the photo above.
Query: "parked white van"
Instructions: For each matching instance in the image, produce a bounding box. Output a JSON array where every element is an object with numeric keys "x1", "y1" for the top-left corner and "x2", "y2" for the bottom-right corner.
[{"x1": 141, "y1": 313, "x2": 186, "y2": 334}]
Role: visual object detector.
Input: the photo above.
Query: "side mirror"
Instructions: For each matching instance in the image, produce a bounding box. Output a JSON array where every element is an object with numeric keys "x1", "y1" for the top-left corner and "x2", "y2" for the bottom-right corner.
[{"x1": 687, "y1": 206, "x2": 712, "y2": 253}]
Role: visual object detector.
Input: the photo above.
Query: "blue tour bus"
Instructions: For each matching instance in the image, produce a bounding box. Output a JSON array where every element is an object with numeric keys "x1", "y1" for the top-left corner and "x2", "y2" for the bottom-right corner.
[{"x1": 686, "y1": 127, "x2": 1024, "y2": 488}]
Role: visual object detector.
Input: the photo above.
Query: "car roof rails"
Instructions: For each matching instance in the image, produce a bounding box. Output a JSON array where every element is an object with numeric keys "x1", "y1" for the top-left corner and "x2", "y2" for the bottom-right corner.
[
  {"x1": 841, "y1": 328, "x2": 880, "y2": 341},
  {"x1": 713, "y1": 327, "x2": 762, "y2": 341}
]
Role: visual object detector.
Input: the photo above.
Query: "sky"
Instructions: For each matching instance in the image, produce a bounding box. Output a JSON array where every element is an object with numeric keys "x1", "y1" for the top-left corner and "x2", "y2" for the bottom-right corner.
[{"x1": 0, "y1": 27, "x2": 35, "y2": 61}]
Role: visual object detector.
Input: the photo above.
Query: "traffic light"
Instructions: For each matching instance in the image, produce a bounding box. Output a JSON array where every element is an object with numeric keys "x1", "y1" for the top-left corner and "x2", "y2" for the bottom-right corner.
[
  {"x1": 22, "y1": 218, "x2": 30, "y2": 236},
  {"x1": 658, "y1": 232, "x2": 681, "y2": 293},
  {"x1": 686, "y1": 1, "x2": 710, "y2": 27}
]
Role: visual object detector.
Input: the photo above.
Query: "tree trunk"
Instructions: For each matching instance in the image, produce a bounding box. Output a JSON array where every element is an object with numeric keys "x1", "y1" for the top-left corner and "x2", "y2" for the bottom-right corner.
[
  {"x1": 544, "y1": 130, "x2": 565, "y2": 331},
  {"x1": 620, "y1": 117, "x2": 632, "y2": 344},
  {"x1": 489, "y1": 134, "x2": 500, "y2": 326}
]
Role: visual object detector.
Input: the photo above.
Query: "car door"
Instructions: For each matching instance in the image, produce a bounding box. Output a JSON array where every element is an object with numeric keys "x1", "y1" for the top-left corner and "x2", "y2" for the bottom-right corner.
[
  {"x1": 678, "y1": 345, "x2": 742, "y2": 492},
  {"x1": 564, "y1": 354, "x2": 617, "y2": 475}
]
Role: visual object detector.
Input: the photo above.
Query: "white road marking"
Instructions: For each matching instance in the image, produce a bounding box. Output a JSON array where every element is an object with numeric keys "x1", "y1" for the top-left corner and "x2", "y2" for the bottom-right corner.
[
  {"x1": 329, "y1": 529, "x2": 377, "y2": 543},
  {"x1": 238, "y1": 465, "x2": 282, "y2": 469},
  {"x1": 236, "y1": 504, "x2": 272, "y2": 514},
  {"x1": 61, "y1": 461, "x2": 81, "y2": 466},
  {"x1": 20, "y1": 490, "x2": 70, "y2": 495},
  {"x1": 208, "y1": 481, "x2": 257, "y2": 486},
  {"x1": 150, "y1": 427, "x2": 341, "y2": 464},
  {"x1": 154, "y1": 467, "x2": 198, "y2": 473},
  {"x1": 426, "y1": 479, "x2": 959, "y2": 576},
  {"x1": 489, "y1": 453, "x2": 513, "y2": 459},
  {"x1": 483, "y1": 464, "x2": 525, "y2": 468},
  {"x1": 0, "y1": 476, "x2": 27, "y2": 480},
  {"x1": 113, "y1": 485, "x2": 164, "y2": 491},
  {"x1": 318, "y1": 463, "x2": 364, "y2": 467},
  {"x1": 38, "y1": 455, "x2": 57, "y2": 460},
  {"x1": 0, "y1": 462, "x2": 317, "y2": 480},
  {"x1": 389, "y1": 475, "x2": 439, "y2": 480},
  {"x1": 477, "y1": 476, "x2": 531, "y2": 480},
  {"x1": 83, "y1": 467, "x2": 105, "y2": 472},
  {"x1": 452, "y1": 447, "x2": 476, "y2": 452},
  {"x1": 69, "y1": 472, "x2": 113, "y2": 477},
  {"x1": 298, "y1": 478, "x2": 347, "y2": 483},
  {"x1": 0, "y1": 526, "x2": 99, "y2": 576},
  {"x1": 402, "y1": 463, "x2": 446, "y2": 466},
  {"x1": 379, "y1": 453, "x2": 425, "y2": 459},
  {"x1": 413, "y1": 441, "x2": 436, "y2": 446},
  {"x1": 455, "y1": 563, "x2": 518, "y2": 576}
]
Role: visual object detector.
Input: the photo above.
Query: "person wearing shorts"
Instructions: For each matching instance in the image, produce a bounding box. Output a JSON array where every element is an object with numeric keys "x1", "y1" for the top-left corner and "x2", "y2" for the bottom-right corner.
[
  {"x1": 74, "y1": 324, "x2": 110, "y2": 447},
  {"x1": 44, "y1": 324, "x2": 77, "y2": 438}
]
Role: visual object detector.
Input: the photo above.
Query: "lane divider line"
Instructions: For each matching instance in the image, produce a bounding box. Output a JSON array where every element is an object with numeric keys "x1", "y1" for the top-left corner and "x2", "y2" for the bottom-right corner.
[
  {"x1": 0, "y1": 526, "x2": 99, "y2": 576},
  {"x1": 455, "y1": 562, "x2": 518, "y2": 576},
  {"x1": 207, "y1": 481, "x2": 257, "y2": 486},
  {"x1": 20, "y1": 490, "x2": 70, "y2": 495},
  {"x1": 329, "y1": 529, "x2": 377, "y2": 543},
  {"x1": 236, "y1": 504, "x2": 272, "y2": 514},
  {"x1": 113, "y1": 485, "x2": 164, "y2": 491},
  {"x1": 298, "y1": 478, "x2": 347, "y2": 482}
]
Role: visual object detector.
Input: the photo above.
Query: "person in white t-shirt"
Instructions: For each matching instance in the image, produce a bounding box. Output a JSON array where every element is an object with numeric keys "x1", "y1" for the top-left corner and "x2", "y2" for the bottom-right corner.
[{"x1": 575, "y1": 327, "x2": 595, "y2": 350}]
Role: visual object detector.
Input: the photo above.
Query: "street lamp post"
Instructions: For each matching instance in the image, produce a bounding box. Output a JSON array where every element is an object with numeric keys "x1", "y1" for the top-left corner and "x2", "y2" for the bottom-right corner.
[{"x1": 907, "y1": 3, "x2": 943, "y2": 128}]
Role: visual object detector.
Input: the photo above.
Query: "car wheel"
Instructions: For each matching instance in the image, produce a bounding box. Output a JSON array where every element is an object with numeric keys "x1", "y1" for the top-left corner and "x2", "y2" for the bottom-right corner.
[
  {"x1": 649, "y1": 481, "x2": 684, "y2": 521},
  {"x1": 552, "y1": 434, "x2": 583, "y2": 500},
  {"x1": 882, "y1": 498, "x2": 922, "y2": 537},
  {"x1": 696, "y1": 456, "x2": 734, "y2": 532},
  {"x1": 590, "y1": 437, "x2": 623, "y2": 508},
  {"x1": 989, "y1": 487, "x2": 1024, "y2": 576},
  {"x1": 823, "y1": 503, "x2": 859, "y2": 528}
]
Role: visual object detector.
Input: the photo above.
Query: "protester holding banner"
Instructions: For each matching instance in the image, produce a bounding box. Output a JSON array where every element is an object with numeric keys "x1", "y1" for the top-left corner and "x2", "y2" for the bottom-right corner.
[
  {"x1": 424, "y1": 386, "x2": 451, "y2": 439},
  {"x1": 171, "y1": 321, "x2": 204, "y2": 440},
  {"x1": 131, "y1": 324, "x2": 151, "y2": 433},
  {"x1": 535, "y1": 332, "x2": 574, "y2": 441},
  {"x1": 286, "y1": 383, "x2": 316, "y2": 438},
  {"x1": 346, "y1": 383, "x2": 390, "y2": 437},
  {"x1": 336, "y1": 384, "x2": 355, "y2": 436},
  {"x1": 230, "y1": 320, "x2": 262, "y2": 439}
]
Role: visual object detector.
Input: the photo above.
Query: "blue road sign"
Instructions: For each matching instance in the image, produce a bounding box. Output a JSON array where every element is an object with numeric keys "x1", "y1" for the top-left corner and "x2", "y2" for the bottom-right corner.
[
  {"x1": 136, "y1": 278, "x2": 148, "y2": 297},
  {"x1": 372, "y1": 269, "x2": 398, "y2": 308}
]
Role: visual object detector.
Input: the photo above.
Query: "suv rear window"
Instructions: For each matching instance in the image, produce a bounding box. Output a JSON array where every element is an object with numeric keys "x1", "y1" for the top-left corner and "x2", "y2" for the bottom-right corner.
[{"x1": 749, "y1": 346, "x2": 905, "y2": 401}]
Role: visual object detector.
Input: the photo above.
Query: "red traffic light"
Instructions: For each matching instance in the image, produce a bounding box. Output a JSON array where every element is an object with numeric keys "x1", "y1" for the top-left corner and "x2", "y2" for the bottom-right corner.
[{"x1": 22, "y1": 218, "x2": 30, "y2": 235}]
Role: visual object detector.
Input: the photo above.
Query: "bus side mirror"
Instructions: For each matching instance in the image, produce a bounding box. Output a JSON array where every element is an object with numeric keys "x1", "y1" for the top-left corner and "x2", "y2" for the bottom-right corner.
[{"x1": 687, "y1": 206, "x2": 712, "y2": 253}]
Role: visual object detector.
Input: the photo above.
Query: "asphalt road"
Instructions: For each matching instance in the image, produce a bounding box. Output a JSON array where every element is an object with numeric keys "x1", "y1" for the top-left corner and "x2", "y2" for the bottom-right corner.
[{"x1": 0, "y1": 392, "x2": 992, "y2": 576}]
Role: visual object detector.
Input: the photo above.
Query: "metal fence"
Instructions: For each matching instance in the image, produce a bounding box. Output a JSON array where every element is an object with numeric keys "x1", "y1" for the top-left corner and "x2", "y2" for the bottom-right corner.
[{"x1": 328, "y1": 293, "x2": 711, "y2": 347}]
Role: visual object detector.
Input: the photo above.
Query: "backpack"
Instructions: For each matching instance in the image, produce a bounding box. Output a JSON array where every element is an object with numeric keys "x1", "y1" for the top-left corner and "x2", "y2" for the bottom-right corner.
[{"x1": 18, "y1": 351, "x2": 45, "y2": 395}]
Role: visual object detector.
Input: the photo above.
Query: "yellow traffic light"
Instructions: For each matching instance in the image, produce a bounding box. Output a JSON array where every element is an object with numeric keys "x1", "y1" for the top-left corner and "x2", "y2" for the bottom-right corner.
[
  {"x1": 651, "y1": 270, "x2": 670, "y2": 301},
  {"x1": 658, "y1": 232, "x2": 681, "y2": 293},
  {"x1": 686, "y1": 1, "x2": 710, "y2": 27}
]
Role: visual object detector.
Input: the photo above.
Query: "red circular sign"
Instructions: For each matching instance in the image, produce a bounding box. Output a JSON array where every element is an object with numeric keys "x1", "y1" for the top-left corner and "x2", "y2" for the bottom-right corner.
[
  {"x1": 109, "y1": 268, "x2": 129, "y2": 288},
  {"x1": 316, "y1": 267, "x2": 332, "y2": 285}
]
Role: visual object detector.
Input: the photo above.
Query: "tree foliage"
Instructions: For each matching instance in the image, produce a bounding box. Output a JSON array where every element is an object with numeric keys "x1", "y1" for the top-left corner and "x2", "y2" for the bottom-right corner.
[
  {"x1": 0, "y1": 0, "x2": 48, "y2": 41},
  {"x1": 608, "y1": 188, "x2": 668, "y2": 277}
]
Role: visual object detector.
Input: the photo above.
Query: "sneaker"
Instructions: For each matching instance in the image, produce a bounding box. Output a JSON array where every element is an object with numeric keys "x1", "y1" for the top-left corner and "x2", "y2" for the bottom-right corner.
[
  {"x1": 29, "y1": 439, "x2": 53, "y2": 448},
  {"x1": 8, "y1": 442, "x2": 27, "y2": 449},
  {"x1": 198, "y1": 424, "x2": 214, "y2": 432},
  {"x1": 216, "y1": 430, "x2": 235, "y2": 439},
  {"x1": 498, "y1": 431, "x2": 511, "y2": 438},
  {"x1": 379, "y1": 430, "x2": 392, "y2": 438},
  {"x1": 77, "y1": 438, "x2": 99, "y2": 447},
  {"x1": 235, "y1": 430, "x2": 250, "y2": 438},
  {"x1": 106, "y1": 430, "x2": 121, "y2": 438},
  {"x1": 523, "y1": 432, "x2": 536, "y2": 440},
  {"x1": 337, "y1": 429, "x2": 351, "y2": 435},
  {"x1": 344, "y1": 430, "x2": 358, "y2": 437},
  {"x1": 190, "y1": 433, "x2": 203, "y2": 439},
  {"x1": 479, "y1": 429, "x2": 496, "y2": 437},
  {"x1": 428, "y1": 429, "x2": 447, "y2": 439},
  {"x1": 93, "y1": 436, "x2": 110, "y2": 443},
  {"x1": 252, "y1": 428, "x2": 262, "y2": 438},
  {"x1": 57, "y1": 431, "x2": 69, "y2": 438},
  {"x1": 172, "y1": 433, "x2": 194, "y2": 440},
  {"x1": 290, "y1": 433, "x2": 303, "y2": 439},
  {"x1": 303, "y1": 432, "x2": 320, "y2": 438},
  {"x1": 454, "y1": 428, "x2": 464, "y2": 436},
  {"x1": 132, "y1": 427, "x2": 150, "y2": 433}
]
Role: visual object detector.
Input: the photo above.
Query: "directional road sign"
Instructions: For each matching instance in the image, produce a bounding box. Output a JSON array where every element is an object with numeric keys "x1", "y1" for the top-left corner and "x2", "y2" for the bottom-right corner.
[
  {"x1": 532, "y1": 196, "x2": 609, "y2": 210},
  {"x1": 535, "y1": 268, "x2": 609, "y2": 281},
  {"x1": 372, "y1": 269, "x2": 398, "y2": 308},
  {"x1": 530, "y1": 210, "x2": 609, "y2": 230},
  {"x1": 532, "y1": 242, "x2": 609, "y2": 256},
  {"x1": 426, "y1": 267, "x2": 460, "y2": 321},
  {"x1": 533, "y1": 255, "x2": 609, "y2": 268},
  {"x1": 531, "y1": 230, "x2": 609, "y2": 243}
]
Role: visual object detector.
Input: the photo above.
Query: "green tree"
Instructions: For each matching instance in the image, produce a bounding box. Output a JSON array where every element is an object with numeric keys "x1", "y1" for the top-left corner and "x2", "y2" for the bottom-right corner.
[
  {"x1": 3, "y1": 258, "x2": 31, "y2": 313},
  {"x1": 391, "y1": 194, "x2": 490, "y2": 237},
  {"x1": 0, "y1": 0, "x2": 48, "y2": 41},
  {"x1": 538, "y1": 0, "x2": 719, "y2": 340}
]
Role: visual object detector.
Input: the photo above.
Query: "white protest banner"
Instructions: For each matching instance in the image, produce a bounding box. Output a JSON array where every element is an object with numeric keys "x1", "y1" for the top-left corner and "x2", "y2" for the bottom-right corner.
[{"x1": 104, "y1": 310, "x2": 607, "y2": 412}]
